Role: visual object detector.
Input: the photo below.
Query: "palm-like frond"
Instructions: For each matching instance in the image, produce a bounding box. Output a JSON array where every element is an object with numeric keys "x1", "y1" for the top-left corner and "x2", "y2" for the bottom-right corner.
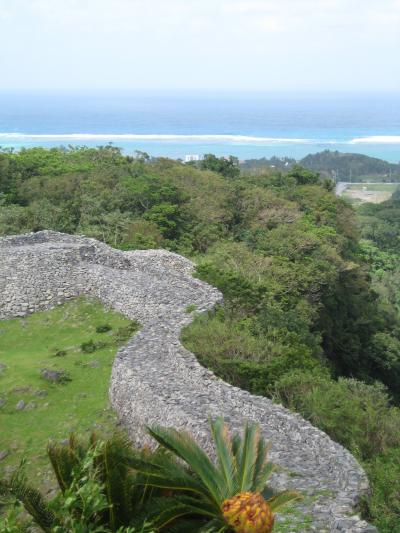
[
  {"x1": 266, "y1": 491, "x2": 302, "y2": 512},
  {"x1": 128, "y1": 444, "x2": 209, "y2": 502},
  {"x1": 147, "y1": 426, "x2": 226, "y2": 505},
  {"x1": 47, "y1": 435, "x2": 83, "y2": 493},
  {"x1": 47, "y1": 432, "x2": 152, "y2": 530},
  {"x1": 100, "y1": 434, "x2": 137, "y2": 529},
  {"x1": 134, "y1": 467, "x2": 208, "y2": 498},
  {"x1": 209, "y1": 418, "x2": 237, "y2": 497},
  {"x1": 1, "y1": 420, "x2": 300, "y2": 532},
  {"x1": 144, "y1": 418, "x2": 301, "y2": 531},
  {"x1": 167, "y1": 517, "x2": 225, "y2": 533},
  {"x1": 234, "y1": 421, "x2": 260, "y2": 493},
  {"x1": 208, "y1": 418, "x2": 278, "y2": 498},
  {"x1": 0, "y1": 466, "x2": 58, "y2": 532},
  {"x1": 252, "y1": 437, "x2": 273, "y2": 492},
  {"x1": 134, "y1": 495, "x2": 222, "y2": 531},
  {"x1": 197, "y1": 518, "x2": 230, "y2": 533}
]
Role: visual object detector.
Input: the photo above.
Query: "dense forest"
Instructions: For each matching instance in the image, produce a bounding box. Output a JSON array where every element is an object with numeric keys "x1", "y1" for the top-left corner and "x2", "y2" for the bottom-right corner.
[
  {"x1": 241, "y1": 150, "x2": 400, "y2": 181},
  {"x1": 1, "y1": 146, "x2": 400, "y2": 531}
]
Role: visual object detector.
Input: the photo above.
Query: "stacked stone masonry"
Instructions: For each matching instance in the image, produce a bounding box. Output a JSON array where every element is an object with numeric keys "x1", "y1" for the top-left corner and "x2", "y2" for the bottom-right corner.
[{"x1": 0, "y1": 231, "x2": 376, "y2": 532}]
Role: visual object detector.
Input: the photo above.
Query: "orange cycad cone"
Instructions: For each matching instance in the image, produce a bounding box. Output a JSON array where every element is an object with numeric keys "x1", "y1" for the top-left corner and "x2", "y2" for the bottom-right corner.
[{"x1": 222, "y1": 491, "x2": 275, "y2": 533}]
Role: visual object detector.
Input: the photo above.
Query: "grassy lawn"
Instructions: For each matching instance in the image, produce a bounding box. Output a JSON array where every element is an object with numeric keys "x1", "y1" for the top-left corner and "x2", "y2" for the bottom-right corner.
[
  {"x1": 343, "y1": 183, "x2": 398, "y2": 204},
  {"x1": 0, "y1": 298, "x2": 138, "y2": 486}
]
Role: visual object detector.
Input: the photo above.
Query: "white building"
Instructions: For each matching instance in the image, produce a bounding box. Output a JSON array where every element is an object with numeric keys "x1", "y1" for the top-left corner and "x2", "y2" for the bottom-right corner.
[{"x1": 185, "y1": 154, "x2": 201, "y2": 163}]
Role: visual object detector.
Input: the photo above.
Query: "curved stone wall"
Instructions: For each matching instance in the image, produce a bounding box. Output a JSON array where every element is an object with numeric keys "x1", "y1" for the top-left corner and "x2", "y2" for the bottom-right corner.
[{"x1": 0, "y1": 231, "x2": 376, "y2": 532}]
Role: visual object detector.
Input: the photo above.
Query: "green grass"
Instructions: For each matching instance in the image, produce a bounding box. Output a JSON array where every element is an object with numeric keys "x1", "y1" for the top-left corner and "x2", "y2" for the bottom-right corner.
[
  {"x1": 0, "y1": 298, "x2": 138, "y2": 485},
  {"x1": 273, "y1": 499, "x2": 314, "y2": 532}
]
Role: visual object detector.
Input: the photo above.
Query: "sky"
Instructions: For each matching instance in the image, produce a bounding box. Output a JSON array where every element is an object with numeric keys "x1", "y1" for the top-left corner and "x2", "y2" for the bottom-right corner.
[{"x1": 0, "y1": 0, "x2": 399, "y2": 91}]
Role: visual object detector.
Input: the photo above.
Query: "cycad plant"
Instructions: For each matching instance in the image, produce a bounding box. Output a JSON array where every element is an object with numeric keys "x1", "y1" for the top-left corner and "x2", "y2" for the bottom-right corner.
[
  {"x1": 0, "y1": 434, "x2": 155, "y2": 533},
  {"x1": 0, "y1": 420, "x2": 300, "y2": 532},
  {"x1": 132, "y1": 417, "x2": 300, "y2": 532}
]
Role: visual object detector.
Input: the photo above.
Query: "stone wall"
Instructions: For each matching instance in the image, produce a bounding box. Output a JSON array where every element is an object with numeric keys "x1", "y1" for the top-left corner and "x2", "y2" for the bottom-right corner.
[{"x1": 0, "y1": 231, "x2": 376, "y2": 532}]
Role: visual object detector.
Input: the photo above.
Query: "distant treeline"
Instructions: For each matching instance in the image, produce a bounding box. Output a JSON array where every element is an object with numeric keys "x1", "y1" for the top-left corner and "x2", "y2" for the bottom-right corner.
[{"x1": 241, "y1": 150, "x2": 400, "y2": 181}]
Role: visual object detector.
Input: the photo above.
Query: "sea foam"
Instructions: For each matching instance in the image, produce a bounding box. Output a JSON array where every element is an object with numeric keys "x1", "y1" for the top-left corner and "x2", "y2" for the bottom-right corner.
[
  {"x1": 349, "y1": 136, "x2": 400, "y2": 144},
  {"x1": 0, "y1": 133, "x2": 313, "y2": 144},
  {"x1": 0, "y1": 133, "x2": 399, "y2": 145}
]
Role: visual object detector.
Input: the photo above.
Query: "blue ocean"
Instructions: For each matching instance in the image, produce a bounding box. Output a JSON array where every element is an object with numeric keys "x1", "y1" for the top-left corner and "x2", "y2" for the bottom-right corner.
[{"x1": 0, "y1": 91, "x2": 399, "y2": 162}]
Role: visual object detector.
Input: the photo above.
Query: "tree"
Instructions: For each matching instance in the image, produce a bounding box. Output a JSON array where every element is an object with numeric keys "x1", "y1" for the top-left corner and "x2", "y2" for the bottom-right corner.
[
  {"x1": 286, "y1": 165, "x2": 320, "y2": 185},
  {"x1": 200, "y1": 154, "x2": 240, "y2": 178}
]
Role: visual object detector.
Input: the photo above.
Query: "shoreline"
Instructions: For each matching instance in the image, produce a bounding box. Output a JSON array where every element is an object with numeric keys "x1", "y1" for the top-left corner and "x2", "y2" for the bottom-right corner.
[{"x1": 1, "y1": 139, "x2": 399, "y2": 163}]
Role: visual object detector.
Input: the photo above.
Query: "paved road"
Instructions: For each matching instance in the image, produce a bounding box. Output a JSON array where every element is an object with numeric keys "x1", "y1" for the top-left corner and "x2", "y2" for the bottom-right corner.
[{"x1": 335, "y1": 181, "x2": 350, "y2": 195}]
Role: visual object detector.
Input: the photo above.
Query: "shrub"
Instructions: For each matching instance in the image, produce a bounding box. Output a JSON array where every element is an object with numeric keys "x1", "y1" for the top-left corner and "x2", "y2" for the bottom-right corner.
[
  {"x1": 80, "y1": 339, "x2": 109, "y2": 353},
  {"x1": 195, "y1": 263, "x2": 265, "y2": 313},
  {"x1": 182, "y1": 311, "x2": 323, "y2": 395},
  {"x1": 363, "y1": 447, "x2": 400, "y2": 532},
  {"x1": 113, "y1": 322, "x2": 140, "y2": 343},
  {"x1": 96, "y1": 323, "x2": 112, "y2": 333},
  {"x1": 119, "y1": 219, "x2": 163, "y2": 250},
  {"x1": 80, "y1": 339, "x2": 97, "y2": 353},
  {"x1": 272, "y1": 370, "x2": 400, "y2": 460},
  {"x1": 52, "y1": 348, "x2": 67, "y2": 357}
]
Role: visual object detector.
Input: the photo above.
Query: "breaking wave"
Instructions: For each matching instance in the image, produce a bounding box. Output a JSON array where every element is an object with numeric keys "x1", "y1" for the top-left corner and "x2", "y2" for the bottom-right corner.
[
  {"x1": 348, "y1": 136, "x2": 400, "y2": 144},
  {"x1": 0, "y1": 133, "x2": 399, "y2": 145}
]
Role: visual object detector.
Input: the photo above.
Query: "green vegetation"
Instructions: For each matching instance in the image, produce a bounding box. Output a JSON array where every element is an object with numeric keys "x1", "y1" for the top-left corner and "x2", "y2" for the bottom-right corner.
[
  {"x1": 362, "y1": 448, "x2": 400, "y2": 532},
  {"x1": 1, "y1": 146, "x2": 400, "y2": 530},
  {"x1": 0, "y1": 298, "x2": 138, "y2": 484},
  {"x1": 299, "y1": 150, "x2": 400, "y2": 181},
  {"x1": 1, "y1": 419, "x2": 298, "y2": 532},
  {"x1": 241, "y1": 150, "x2": 400, "y2": 181},
  {"x1": 354, "y1": 189, "x2": 400, "y2": 532},
  {"x1": 271, "y1": 373, "x2": 400, "y2": 460},
  {"x1": 240, "y1": 156, "x2": 296, "y2": 174},
  {"x1": 199, "y1": 154, "x2": 240, "y2": 178}
]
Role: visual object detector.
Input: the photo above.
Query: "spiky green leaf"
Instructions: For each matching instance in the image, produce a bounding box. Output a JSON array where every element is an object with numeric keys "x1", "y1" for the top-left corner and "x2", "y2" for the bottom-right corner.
[
  {"x1": 147, "y1": 426, "x2": 225, "y2": 504},
  {"x1": 209, "y1": 418, "x2": 237, "y2": 497},
  {"x1": 266, "y1": 490, "x2": 302, "y2": 512},
  {"x1": 235, "y1": 422, "x2": 259, "y2": 492}
]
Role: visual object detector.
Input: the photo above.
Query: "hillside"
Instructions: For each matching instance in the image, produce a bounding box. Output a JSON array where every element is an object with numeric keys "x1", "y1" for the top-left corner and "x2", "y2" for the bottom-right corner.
[
  {"x1": 241, "y1": 150, "x2": 400, "y2": 181},
  {"x1": 300, "y1": 150, "x2": 400, "y2": 181},
  {"x1": 1, "y1": 146, "x2": 400, "y2": 530},
  {"x1": 1, "y1": 230, "x2": 372, "y2": 531}
]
